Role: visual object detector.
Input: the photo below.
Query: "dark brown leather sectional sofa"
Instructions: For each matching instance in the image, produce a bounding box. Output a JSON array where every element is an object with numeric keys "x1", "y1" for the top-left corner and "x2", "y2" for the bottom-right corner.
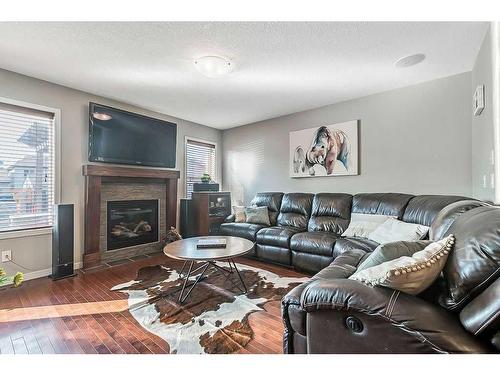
[{"x1": 220, "y1": 192, "x2": 500, "y2": 353}]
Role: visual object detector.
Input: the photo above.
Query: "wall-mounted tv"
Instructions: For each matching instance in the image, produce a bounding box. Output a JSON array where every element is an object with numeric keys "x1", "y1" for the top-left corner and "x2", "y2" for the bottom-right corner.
[{"x1": 88, "y1": 102, "x2": 177, "y2": 168}]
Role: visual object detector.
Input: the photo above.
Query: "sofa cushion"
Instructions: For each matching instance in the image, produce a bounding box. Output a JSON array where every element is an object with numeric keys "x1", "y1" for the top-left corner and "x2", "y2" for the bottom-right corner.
[
  {"x1": 357, "y1": 240, "x2": 433, "y2": 272},
  {"x1": 244, "y1": 206, "x2": 271, "y2": 225},
  {"x1": 277, "y1": 193, "x2": 314, "y2": 229},
  {"x1": 256, "y1": 226, "x2": 304, "y2": 248},
  {"x1": 352, "y1": 193, "x2": 414, "y2": 219},
  {"x1": 232, "y1": 205, "x2": 246, "y2": 223},
  {"x1": 342, "y1": 213, "x2": 393, "y2": 238},
  {"x1": 333, "y1": 237, "x2": 379, "y2": 258},
  {"x1": 349, "y1": 235, "x2": 455, "y2": 295},
  {"x1": 308, "y1": 193, "x2": 352, "y2": 234},
  {"x1": 250, "y1": 192, "x2": 284, "y2": 225},
  {"x1": 438, "y1": 206, "x2": 500, "y2": 311},
  {"x1": 290, "y1": 231, "x2": 339, "y2": 257},
  {"x1": 367, "y1": 217, "x2": 429, "y2": 244},
  {"x1": 220, "y1": 222, "x2": 267, "y2": 241},
  {"x1": 402, "y1": 195, "x2": 472, "y2": 227}
]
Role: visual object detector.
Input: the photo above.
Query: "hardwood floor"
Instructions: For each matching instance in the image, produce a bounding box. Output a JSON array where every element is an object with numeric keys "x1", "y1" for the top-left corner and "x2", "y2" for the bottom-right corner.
[{"x1": 0, "y1": 255, "x2": 305, "y2": 354}]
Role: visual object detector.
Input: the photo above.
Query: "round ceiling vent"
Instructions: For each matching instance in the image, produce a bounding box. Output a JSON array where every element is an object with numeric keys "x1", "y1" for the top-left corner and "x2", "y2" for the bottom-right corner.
[{"x1": 394, "y1": 53, "x2": 426, "y2": 68}]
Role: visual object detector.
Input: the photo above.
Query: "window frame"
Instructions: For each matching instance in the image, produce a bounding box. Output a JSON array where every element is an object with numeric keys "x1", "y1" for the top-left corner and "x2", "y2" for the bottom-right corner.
[
  {"x1": 184, "y1": 136, "x2": 218, "y2": 199},
  {"x1": 0, "y1": 96, "x2": 61, "y2": 239}
]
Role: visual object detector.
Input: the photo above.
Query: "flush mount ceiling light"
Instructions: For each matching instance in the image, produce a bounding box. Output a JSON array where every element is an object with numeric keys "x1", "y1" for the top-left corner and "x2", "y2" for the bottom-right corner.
[
  {"x1": 194, "y1": 56, "x2": 232, "y2": 78},
  {"x1": 92, "y1": 112, "x2": 112, "y2": 121},
  {"x1": 394, "y1": 53, "x2": 426, "y2": 68}
]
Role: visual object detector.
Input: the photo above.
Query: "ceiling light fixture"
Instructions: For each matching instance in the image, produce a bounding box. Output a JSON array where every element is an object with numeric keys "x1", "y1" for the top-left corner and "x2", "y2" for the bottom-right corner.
[
  {"x1": 394, "y1": 53, "x2": 426, "y2": 68},
  {"x1": 194, "y1": 56, "x2": 232, "y2": 78},
  {"x1": 92, "y1": 112, "x2": 112, "y2": 121}
]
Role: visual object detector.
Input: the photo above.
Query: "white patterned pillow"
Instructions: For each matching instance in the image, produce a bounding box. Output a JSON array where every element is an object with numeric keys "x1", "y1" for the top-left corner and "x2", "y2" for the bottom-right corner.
[
  {"x1": 367, "y1": 217, "x2": 429, "y2": 244},
  {"x1": 342, "y1": 213, "x2": 395, "y2": 238},
  {"x1": 349, "y1": 235, "x2": 455, "y2": 295},
  {"x1": 232, "y1": 206, "x2": 246, "y2": 223}
]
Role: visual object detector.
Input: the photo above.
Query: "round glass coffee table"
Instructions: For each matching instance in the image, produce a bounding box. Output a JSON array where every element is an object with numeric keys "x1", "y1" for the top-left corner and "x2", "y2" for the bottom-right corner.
[{"x1": 163, "y1": 236, "x2": 254, "y2": 304}]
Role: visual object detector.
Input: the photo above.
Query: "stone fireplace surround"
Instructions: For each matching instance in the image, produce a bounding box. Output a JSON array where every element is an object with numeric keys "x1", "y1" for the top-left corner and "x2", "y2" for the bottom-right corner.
[{"x1": 83, "y1": 165, "x2": 179, "y2": 269}]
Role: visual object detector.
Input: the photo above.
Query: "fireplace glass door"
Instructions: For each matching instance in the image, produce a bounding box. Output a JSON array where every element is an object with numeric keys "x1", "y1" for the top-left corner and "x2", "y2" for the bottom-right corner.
[{"x1": 107, "y1": 199, "x2": 159, "y2": 251}]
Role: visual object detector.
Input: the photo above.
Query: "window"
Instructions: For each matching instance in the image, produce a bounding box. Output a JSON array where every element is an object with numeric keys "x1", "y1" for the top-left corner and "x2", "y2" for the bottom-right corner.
[
  {"x1": 0, "y1": 101, "x2": 56, "y2": 233},
  {"x1": 185, "y1": 138, "x2": 217, "y2": 198}
]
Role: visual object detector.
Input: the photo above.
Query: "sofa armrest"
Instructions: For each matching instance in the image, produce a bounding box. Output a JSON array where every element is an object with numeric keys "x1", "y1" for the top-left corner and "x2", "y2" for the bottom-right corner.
[
  {"x1": 300, "y1": 279, "x2": 490, "y2": 353},
  {"x1": 224, "y1": 214, "x2": 235, "y2": 223}
]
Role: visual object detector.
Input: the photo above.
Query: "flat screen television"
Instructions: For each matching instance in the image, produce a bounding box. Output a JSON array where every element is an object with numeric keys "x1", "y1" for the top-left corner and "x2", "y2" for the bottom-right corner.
[{"x1": 88, "y1": 102, "x2": 177, "y2": 168}]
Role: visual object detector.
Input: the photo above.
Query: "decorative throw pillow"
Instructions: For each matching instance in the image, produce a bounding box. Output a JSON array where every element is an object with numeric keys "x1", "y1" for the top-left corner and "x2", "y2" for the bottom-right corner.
[
  {"x1": 349, "y1": 235, "x2": 455, "y2": 295},
  {"x1": 357, "y1": 240, "x2": 433, "y2": 272},
  {"x1": 367, "y1": 217, "x2": 429, "y2": 244},
  {"x1": 232, "y1": 205, "x2": 246, "y2": 223},
  {"x1": 342, "y1": 213, "x2": 395, "y2": 238},
  {"x1": 245, "y1": 206, "x2": 271, "y2": 226}
]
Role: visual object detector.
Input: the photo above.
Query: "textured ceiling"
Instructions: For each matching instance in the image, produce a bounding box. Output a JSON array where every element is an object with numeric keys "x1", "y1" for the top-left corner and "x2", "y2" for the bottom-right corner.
[{"x1": 0, "y1": 22, "x2": 488, "y2": 129}]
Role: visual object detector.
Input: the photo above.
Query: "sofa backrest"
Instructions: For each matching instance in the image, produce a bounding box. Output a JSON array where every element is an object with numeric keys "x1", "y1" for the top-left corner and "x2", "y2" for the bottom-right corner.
[
  {"x1": 351, "y1": 193, "x2": 414, "y2": 219},
  {"x1": 437, "y1": 205, "x2": 500, "y2": 312},
  {"x1": 277, "y1": 193, "x2": 314, "y2": 229},
  {"x1": 308, "y1": 193, "x2": 352, "y2": 234},
  {"x1": 402, "y1": 195, "x2": 472, "y2": 227},
  {"x1": 250, "y1": 192, "x2": 284, "y2": 225},
  {"x1": 430, "y1": 200, "x2": 489, "y2": 241}
]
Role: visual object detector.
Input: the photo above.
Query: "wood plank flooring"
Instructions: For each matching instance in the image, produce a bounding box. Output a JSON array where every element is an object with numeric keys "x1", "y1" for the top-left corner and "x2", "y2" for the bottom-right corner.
[{"x1": 0, "y1": 255, "x2": 305, "y2": 354}]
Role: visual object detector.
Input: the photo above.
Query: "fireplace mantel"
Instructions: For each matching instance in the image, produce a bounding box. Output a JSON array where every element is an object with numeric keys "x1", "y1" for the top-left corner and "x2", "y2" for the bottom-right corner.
[{"x1": 82, "y1": 164, "x2": 180, "y2": 269}]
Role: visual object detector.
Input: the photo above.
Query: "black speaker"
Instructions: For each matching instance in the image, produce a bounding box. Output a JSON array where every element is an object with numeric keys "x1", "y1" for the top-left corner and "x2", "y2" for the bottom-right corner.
[
  {"x1": 51, "y1": 204, "x2": 76, "y2": 280},
  {"x1": 193, "y1": 183, "x2": 219, "y2": 192},
  {"x1": 179, "y1": 199, "x2": 194, "y2": 238}
]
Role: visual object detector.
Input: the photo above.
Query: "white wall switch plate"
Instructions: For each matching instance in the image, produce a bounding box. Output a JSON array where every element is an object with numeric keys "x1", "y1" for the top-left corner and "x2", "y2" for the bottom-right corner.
[
  {"x1": 473, "y1": 85, "x2": 485, "y2": 116},
  {"x1": 483, "y1": 174, "x2": 488, "y2": 188},
  {"x1": 1, "y1": 250, "x2": 12, "y2": 262},
  {"x1": 491, "y1": 149, "x2": 496, "y2": 165},
  {"x1": 491, "y1": 173, "x2": 496, "y2": 189}
]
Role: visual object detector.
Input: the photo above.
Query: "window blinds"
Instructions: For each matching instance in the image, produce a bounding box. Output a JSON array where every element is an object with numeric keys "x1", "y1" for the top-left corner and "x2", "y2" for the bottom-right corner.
[
  {"x1": 0, "y1": 102, "x2": 55, "y2": 233},
  {"x1": 185, "y1": 139, "x2": 216, "y2": 198}
]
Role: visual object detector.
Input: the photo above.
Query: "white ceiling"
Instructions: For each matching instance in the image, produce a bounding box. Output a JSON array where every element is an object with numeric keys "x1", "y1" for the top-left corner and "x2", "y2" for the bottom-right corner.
[{"x1": 0, "y1": 22, "x2": 488, "y2": 129}]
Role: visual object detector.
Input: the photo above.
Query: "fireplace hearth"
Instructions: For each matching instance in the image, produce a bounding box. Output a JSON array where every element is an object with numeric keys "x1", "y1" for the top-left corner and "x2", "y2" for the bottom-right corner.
[{"x1": 107, "y1": 199, "x2": 159, "y2": 251}]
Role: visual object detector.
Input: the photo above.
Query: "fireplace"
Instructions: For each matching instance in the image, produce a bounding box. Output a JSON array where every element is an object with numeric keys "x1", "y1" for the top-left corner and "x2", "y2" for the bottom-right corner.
[{"x1": 107, "y1": 199, "x2": 159, "y2": 251}]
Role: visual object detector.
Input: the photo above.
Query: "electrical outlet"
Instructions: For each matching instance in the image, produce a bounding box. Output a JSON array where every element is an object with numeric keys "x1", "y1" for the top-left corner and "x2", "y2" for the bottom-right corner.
[{"x1": 1, "y1": 250, "x2": 12, "y2": 263}]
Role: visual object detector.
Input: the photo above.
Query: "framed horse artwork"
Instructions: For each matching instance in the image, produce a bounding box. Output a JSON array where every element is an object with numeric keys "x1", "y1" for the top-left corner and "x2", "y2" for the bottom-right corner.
[{"x1": 290, "y1": 120, "x2": 359, "y2": 177}]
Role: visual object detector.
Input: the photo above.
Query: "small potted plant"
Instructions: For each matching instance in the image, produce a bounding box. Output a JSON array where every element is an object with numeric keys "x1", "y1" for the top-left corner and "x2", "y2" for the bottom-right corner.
[
  {"x1": 0, "y1": 267, "x2": 24, "y2": 289},
  {"x1": 200, "y1": 173, "x2": 212, "y2": 183}
]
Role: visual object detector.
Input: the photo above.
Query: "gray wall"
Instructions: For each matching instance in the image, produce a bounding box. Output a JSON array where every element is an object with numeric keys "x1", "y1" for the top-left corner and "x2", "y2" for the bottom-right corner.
[
  {"x1": 222, "y1": 72, "x2": 473, "y2": 205},
  {"x1": 471, "y1": 25, "x2": 496, "y2": 202},
  {"x1": 0, "y1": 68, "x2": 222, "y2": 278}
]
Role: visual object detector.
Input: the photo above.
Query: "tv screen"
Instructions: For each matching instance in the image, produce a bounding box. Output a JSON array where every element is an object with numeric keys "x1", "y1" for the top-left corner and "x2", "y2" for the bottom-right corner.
[{"x1": 88, "y1": 102, "x2": 177, "y2": 168}]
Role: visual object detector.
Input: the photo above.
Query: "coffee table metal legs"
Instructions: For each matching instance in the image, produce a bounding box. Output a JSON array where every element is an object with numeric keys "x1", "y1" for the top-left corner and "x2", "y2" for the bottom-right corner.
[{"x1": 177, "y1": 258, "x2": 247, "y2": 304}]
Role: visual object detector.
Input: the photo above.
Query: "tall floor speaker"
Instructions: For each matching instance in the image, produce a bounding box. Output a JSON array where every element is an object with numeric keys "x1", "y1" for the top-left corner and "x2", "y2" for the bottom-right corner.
[
  {"x1": 179, "y1": 198, "x2": 194, "y2": 238},
  {"x1": 51, "y1": 204, "x2": 76, "y2": 280}
]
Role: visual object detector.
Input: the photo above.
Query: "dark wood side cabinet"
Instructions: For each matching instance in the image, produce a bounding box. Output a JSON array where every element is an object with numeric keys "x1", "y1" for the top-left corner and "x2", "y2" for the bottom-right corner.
[{"x1": 191, "y1": 192, "x2": 231, "y2": 236}]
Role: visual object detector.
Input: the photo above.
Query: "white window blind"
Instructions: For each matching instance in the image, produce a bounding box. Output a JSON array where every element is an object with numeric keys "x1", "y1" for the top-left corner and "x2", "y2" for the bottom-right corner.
[
  {"x1": 0, "y1": 102, "x2": 55, "y2": 233},
  {"x1": 185, "y1": 139, "x2": 216, "y2": 198}
]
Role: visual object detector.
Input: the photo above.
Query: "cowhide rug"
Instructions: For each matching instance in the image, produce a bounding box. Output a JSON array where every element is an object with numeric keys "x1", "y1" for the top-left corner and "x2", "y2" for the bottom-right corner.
[{"x1": 111, "y1": 259, "x2": 308, "y2": 354}]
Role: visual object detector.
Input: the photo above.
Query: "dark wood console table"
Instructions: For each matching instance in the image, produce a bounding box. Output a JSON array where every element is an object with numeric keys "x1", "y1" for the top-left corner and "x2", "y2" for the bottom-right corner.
[{"x1": 82, "y1": 165, "x2": 180, "y2": 269}]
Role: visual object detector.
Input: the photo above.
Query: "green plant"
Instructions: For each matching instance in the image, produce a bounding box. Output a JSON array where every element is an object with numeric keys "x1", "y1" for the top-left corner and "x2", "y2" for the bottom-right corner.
[
  {"x1": 200, "y1": 173, "x2": 211, "y2": 183},
  {"x1": 0, "y1": 267, "x2": 23, "y2": 288}
]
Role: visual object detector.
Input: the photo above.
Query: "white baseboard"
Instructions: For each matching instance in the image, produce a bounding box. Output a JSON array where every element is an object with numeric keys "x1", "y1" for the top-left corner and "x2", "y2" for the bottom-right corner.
[{"x1": 5, "y1": 261, "x2": 83, "y2": 283}]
